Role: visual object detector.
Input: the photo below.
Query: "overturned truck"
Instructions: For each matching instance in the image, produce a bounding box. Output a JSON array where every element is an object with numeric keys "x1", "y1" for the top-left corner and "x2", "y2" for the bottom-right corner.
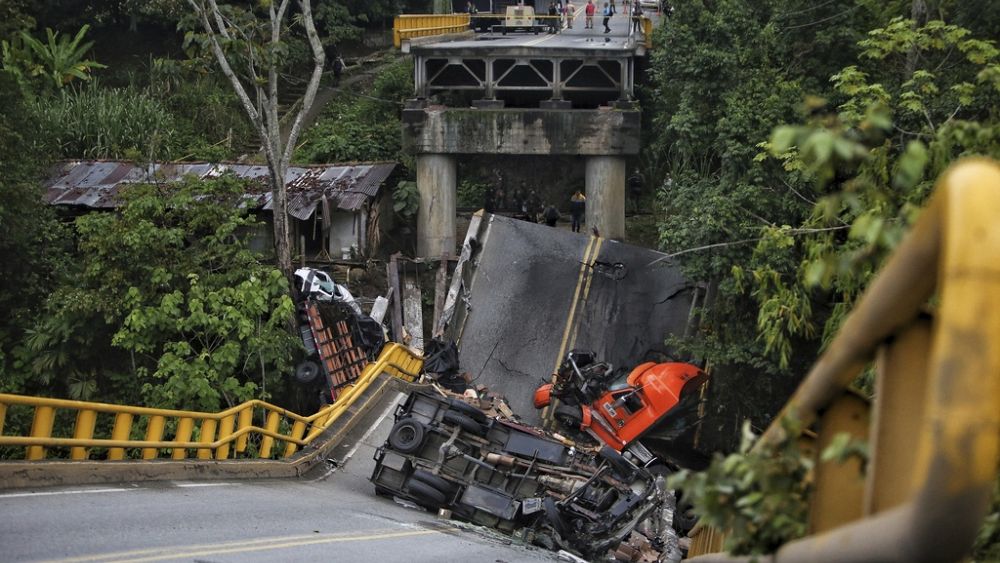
[{"x1": 371, "y1": 391, "x2": 683, "y2": 561}]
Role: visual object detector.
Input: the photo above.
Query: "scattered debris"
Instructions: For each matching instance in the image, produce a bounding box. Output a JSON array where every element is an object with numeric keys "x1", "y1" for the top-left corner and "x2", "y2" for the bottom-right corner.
[{"x1": 371, "y1": 390, "x2": 691, "y2": 561}]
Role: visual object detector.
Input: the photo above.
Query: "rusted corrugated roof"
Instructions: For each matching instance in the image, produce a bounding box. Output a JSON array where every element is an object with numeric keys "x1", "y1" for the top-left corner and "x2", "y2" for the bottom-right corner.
[{"x1": 43, "y1": 160, "x2": 397, "y2": 216}]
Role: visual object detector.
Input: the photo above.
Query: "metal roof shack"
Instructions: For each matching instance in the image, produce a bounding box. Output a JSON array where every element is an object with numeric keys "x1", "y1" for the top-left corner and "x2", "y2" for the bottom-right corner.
[{"x1": 43, "y1": 160, "x2": 397, "y2": 220}]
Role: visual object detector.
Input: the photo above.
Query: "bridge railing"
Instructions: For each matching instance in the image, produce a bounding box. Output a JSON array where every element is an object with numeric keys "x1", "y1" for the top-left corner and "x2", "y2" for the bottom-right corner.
[
  {"x1": 688, "y1": 158, "x2": 1000, "y2": 561},
  {"x1": 0, "y1": 343, "x2": 423, "y2": 462},
  {"x1": 392, "y1": 13, "x2": 655, "y2": 49},
  {"x1": 393, "y1": 14, "x2": 471, "y2": 48}
]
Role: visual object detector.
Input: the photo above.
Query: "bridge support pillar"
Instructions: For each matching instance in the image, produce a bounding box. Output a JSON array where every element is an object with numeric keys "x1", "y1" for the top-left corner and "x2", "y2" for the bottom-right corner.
[
  {"x1": 585, "y1": 156, "x2": 626, "y2": 240},
  {"x1": 416, "y1": 154, "x2": 457, "y2": 257}
]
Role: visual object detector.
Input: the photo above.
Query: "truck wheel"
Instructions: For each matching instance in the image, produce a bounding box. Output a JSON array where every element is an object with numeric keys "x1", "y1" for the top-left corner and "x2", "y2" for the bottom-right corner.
[
  {"x1": 447, "y1": 397, "x2": 487, "y2": 423},
  {"x1": 411, "y1": 469, "x2": 458, "y2": 495},
  {"x1": 294, "y1": 360, "x2": 320, "y2": 384},
  {"x1": 388, "y1": 418, "x2": 426, "y2": 453},
  {"x1": 673, "y1": 497, "x2": 698, "y2": 536},
  {"x1": 443, "y1": 411, "x2": 486, "y2": 436},
  {"x1": 599, "y1": 445, "x2": 636, "y2": 479},
  {"x1": 406, "y1": 478, "x2": 447, "y2": 509},
  {"x1": 554, "y1": 404, "x2": 583, "y2": 430}
]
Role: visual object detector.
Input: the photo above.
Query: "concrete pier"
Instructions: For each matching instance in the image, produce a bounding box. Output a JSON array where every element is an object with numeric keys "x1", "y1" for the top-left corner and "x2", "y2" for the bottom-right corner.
[
  {"x1": 416, "y1": 154, "x2": 457, "y2": 257},
  {"x1": 585, "y1": 156, "x2": 626, "y2": 240}
]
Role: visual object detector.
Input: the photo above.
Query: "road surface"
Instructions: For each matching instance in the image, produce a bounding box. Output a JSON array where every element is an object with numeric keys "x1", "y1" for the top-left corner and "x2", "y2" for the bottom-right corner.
[{"x1": 0, "y1": 394, "x2": 558, "y2": 563}]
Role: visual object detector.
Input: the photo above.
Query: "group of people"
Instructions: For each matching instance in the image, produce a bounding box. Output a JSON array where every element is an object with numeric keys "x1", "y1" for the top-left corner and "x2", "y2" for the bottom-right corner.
[
  {"x1": 570, "y1": 0, "x2": 643, "y2": 33},
  {"x1": 484, "y1": 185, "x2": 588, "y2": 233}
]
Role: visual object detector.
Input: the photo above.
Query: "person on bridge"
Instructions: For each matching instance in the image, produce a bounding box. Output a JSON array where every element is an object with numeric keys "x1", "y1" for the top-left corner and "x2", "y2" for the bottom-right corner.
[
  {"x1": 585, "y1": 0, "x2": 596, "y2": 28},
  {"x1": 602, "y1": 2, "x2": 613, "y2": 33},
  {"x1": 548, "y1": 2, "x2": 560, "y2": 33},
  {"x1": 610, "y1": 0, "x2": 617, "y2": 14},
  {"x1": 570, "y1": 190, "x2": 586, "y2": 233},
  {"x1": 631, "y1": 1, "x2": 643, "y2": 32},
  {"x1": 565, "y1": 0, "x2": 576, "y2": 29}
]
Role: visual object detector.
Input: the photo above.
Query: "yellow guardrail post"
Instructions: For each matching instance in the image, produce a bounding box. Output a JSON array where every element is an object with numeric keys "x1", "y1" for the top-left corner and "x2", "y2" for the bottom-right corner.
[
  {"x1": 142, "y1": 415, "x2": 165, "y2": 460},
  {"x1": 215, "y1": 414, "x2": 235, "y2": 459},
  {"x1": 259, "y1": 411, "x2": 280, "y2": 458},
  {"x1": 71, "y1": 409, "x2": 98, "y2": 460},
  {"x1": 172, "y1": 417, "x2": 194, "y2": 460},
  {"x1": 197, "y1": 418, "x2": 217, "y2": 460},
  {"x1": 108, "y1": 413, "x2": 133, "y2": 461},
  {"x1": 0, "y1": 402, "x2": 7, "y2": 435},
  {"x1": 235, "y1": 406, "x2": 252, "y2": 455},
  {"x1": 27, "y1": 406, "x2": 56, "y2": 460},
  {"x1": 283, "y1": 421, "x2": 307, "y2": 457}
]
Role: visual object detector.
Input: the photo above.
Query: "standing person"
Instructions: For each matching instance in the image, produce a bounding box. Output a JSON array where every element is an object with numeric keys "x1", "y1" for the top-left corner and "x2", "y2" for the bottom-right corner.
[
  {"x1": 569, "y1": 190, "x2": 586, "y2": 233},
  {"x1": 584, "y1": 0, "x2": 596, "y2": 28},
  {"x1": 610, "y1": 0, "x2": 616, "y2": 14},
  {"x1": 564, "y1": 0, "x2": 575, "y2": 29},
  {"x1": 543, "y1": 204, "x2": 560, "y2": 227},
  {"x1": 602, "y1": 2, "x2": 612, "y2": 33},
  {"x1": 548, "y1": 2, "x2": 559, "y2": 33},
  {"x1": 333, "y1": 55, "x2": 345, "y2": 86},
  {"x1": 631, "y1": 0, "x2": 643, "y2": 32}
]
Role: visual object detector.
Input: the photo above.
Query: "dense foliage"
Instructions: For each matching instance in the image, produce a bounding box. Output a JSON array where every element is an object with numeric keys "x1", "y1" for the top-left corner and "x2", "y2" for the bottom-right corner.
[
  {"x1": 8, "y1": 177, "x2": 299, "y2": 411},
  {"x1": 296, "y1": 57, "x2": 413, "y2": 164},
  {"x1": 643, "y1": 0, "x2": 1000, "y2": 555},
  {"x1": 645, "y1": 0, "x2": 1000, "y2": 437}
]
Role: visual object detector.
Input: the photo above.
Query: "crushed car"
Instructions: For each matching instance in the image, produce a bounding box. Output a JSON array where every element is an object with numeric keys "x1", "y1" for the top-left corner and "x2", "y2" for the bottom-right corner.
[{"x1": 371, "y1": 390, "x2": 685, "y2": 561}]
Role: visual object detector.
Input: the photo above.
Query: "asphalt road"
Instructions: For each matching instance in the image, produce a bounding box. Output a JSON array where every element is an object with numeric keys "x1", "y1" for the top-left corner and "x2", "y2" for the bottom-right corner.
[{"x1": 0, "y1": 394, "x2": 558, "y2": 563}]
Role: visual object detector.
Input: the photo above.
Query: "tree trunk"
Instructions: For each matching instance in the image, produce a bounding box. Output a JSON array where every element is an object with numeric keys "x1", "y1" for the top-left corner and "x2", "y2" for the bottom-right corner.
[{"x1": 188, "y1": 0, "x2": 325, "y2": 289}]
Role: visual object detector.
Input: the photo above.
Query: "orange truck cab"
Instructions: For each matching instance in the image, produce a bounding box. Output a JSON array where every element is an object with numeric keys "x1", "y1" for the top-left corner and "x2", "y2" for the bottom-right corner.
[{"x1": 534, "y1": 351, "x2": 709, "y2": 455}]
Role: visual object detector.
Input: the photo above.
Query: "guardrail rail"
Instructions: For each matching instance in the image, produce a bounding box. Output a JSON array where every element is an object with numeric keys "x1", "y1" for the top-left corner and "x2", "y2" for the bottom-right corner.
[{"x1": 0, "y1": 343, "x2": 423, "y2": 462}]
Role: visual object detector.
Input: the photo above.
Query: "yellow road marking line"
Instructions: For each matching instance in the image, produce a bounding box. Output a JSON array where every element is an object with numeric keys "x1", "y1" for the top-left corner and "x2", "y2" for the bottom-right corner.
[
  {"x1": 42, "y1": 529, "x2": 440, "y2": 563},
  {"x1": 541, "y1": 235, "x2": 599, "y2": 424},
  {"x1": 553, "y1": 236, "x2": 597, "y2": 373},
  {"x1": 566, "y1": 237, "x2": 604, "y2": 350}
]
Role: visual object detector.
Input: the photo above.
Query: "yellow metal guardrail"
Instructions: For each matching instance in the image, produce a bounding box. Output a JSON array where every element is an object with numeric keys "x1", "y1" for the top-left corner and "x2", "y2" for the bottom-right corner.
[
  {"x1": 393, "y1": 14, "x2": 471, "y2": 48},
  {"x1": 0, "y1": 343, "x2": 423, "y2": 462},
  {"x1": 688, "y1": 158, "x2": 1000, "y2": 561},
  {"x1": 393, "y1": 14, "x2": 654, "y2": 49}
]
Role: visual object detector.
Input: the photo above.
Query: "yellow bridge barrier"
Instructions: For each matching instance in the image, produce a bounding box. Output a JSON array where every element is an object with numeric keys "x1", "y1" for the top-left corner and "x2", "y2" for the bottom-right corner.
[
  {"x1": 392, "y1": 13, "x2": 655, "y2": 49},
  {"x1": 688, "y1": 159, "x2": 1000, "y2": 561},
  {"x1": 0, "y1": 343, "x2": 423, "y2": 462},
  {"x1": 393, "y1": 14, "x2": 471, "y2": 48}
]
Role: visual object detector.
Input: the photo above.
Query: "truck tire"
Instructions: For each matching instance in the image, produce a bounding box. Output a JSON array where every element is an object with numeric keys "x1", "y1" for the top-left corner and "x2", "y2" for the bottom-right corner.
[
  {"x1": 673, "y1": 497, "x2": 698, "y2": 536},
  {"x1": 443, "y1": 411, "x2": 486, "y2": 436},
  {"x1": 388, "y1": 418, "x2": 426, "y2": 453},
  {"x1": 554, "y1": 404, "x2": 583, "y2": 430},
  {"x1": 411, "y1": 469, "x2": 458, "y2": 496},
  {"x1": 406, "y1": 478, "x2": 447, "y2": 509},
  {"x1": 294, "y1": 360, "x2": 320, "y2": 384},
  {"x1": 447, "y1": 397, "x2": 487, "y2": 423}
]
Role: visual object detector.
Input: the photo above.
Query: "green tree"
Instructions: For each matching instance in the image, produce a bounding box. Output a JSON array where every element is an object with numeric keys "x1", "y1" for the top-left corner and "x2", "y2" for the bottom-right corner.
[
  {"x1": 1, "y1": 24, "x2": 106, "y2": 92},
  {"x1": 0, "y1": 73, "x2": 67, "y2": 391},
  {"x1": 16, "y1": 176, "x2": 299, "y2": 410}
]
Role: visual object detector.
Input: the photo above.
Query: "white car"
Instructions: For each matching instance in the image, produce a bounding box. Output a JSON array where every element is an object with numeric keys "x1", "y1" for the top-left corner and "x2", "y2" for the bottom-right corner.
[{"x1": 639, "y1": 0, "x2": 660, "y2": 9}]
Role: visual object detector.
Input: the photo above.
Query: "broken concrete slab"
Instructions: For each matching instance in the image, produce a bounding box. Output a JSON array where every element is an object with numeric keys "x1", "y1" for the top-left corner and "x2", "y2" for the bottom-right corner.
[{"x1": 440, "y1": 214, "x2": 696, "y2": 427}]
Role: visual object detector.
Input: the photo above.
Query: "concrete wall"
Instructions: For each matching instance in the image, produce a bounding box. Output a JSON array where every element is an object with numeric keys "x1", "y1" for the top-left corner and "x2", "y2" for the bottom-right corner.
[{"x1": 403, "y1": 108, "x2": 641, "y2": 156}]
